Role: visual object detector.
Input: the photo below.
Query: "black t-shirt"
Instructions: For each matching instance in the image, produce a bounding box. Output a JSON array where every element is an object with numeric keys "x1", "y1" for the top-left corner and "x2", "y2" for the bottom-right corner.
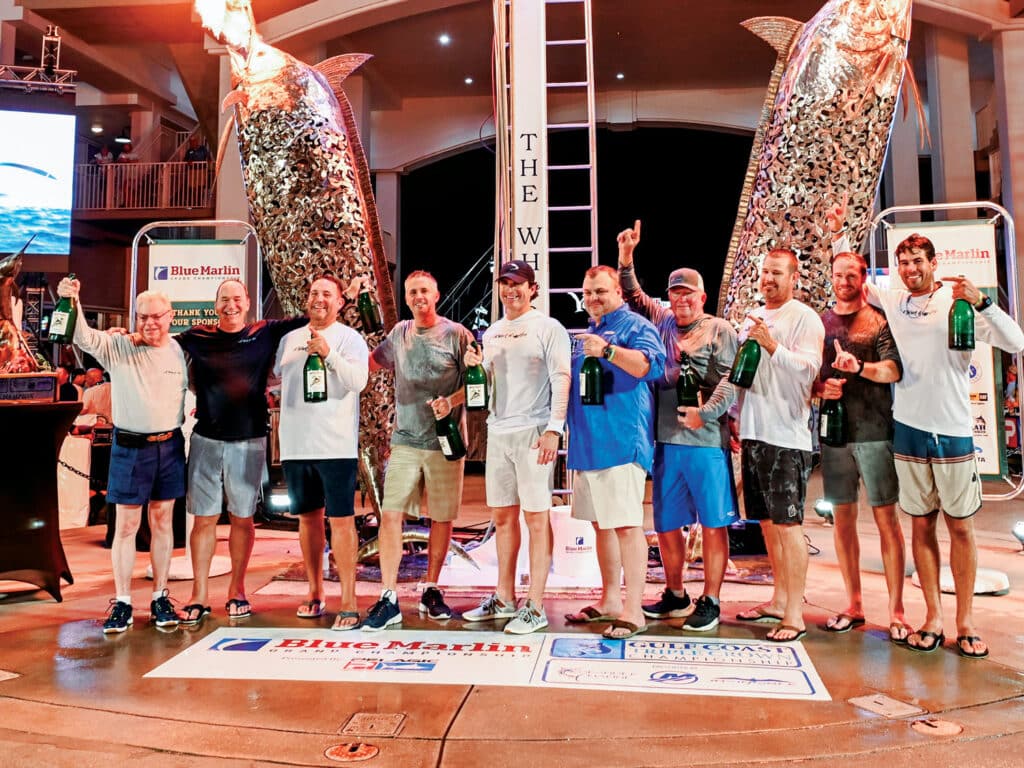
[
  {"x1": 58, "y1": 382, "x2": 78, "y2": 402},
  {"x1": 819, "y1": 306, "x2": 902, "y2": 443},
  {"x1": 177, "y1": 317, "x2": 308, "y2": 440}
]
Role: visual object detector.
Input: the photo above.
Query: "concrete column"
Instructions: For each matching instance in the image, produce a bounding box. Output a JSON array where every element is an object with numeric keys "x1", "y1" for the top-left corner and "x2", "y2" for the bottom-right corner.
[
  {"x1": 130, "y1": 111, "x2": 155, "y2": 158},
  {"x1": 924, "y1": 25, "x2": 976, "y2": 219},
  {"x1": 0, "y1": 22, "x2": 16, "y2": 66},
  {"x1": 374, "y1": 171, "x2": 400, "y2": 275},
  {"x1": 882, "y1": 91, "x2": 922, "y2": 223},
  {"x1": 344, "y1": 74, "x2": 371, "y2": 164},
  {"x1": 214, "y1": 54, "x2": 249, "y2": 226},
  {"x1": 993, "y1": 29, "x2": 1024, "y2": 278}
]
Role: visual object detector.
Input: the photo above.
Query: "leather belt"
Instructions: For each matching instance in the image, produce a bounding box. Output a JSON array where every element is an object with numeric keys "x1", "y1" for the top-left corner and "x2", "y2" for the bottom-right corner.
[{"x1": 115, "y1": 428, "x2": 179, "y2": 448}]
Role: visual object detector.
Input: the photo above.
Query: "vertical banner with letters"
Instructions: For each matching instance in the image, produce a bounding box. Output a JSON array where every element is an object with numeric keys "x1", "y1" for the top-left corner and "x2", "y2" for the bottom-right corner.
[
  {"x1": 146, "y1": 241, "x2": 247, "y2": 333},
  {"x1": 510, "y1": 0, "x2": 549, "y2": 314},
  {"x1": 884, "y1": 221, "x2": 1005, "y2": 479}
]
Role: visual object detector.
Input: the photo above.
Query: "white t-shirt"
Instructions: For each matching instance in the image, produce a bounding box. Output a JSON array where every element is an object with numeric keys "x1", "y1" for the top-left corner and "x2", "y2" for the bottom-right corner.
[
  {"x1": 273, "y1": 322, "x2": 369, "y2": 460},
  {"x1": 737, "y1": 299, "x2": 824, "y2": 451},
  {"x1": 481, "y1": 308, "x2": 571, "y2": 435},
  {"x1": 74, "y1": 324, "x2": 187, "y2": 433},
  {"x1": 867, "y1": 282, "x2": 1024, "y2": 437}
]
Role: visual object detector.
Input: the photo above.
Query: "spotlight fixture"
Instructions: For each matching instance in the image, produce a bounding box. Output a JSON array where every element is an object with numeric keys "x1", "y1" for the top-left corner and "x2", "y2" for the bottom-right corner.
[
  {"x1": 1013, "y1": 520, "x2": 1024, "y2": 552},
  {"x1": 616, "y1": 72, "x2": 625, "y2": 80},
  {"x1": 90, "y1": 123, "x2": 103, "y2": 134},
  {"x1": 464, "y1": 76, "x2": 474, "y2": 85},
  {"x1": 814, "y1": 499, "x2": 834, "y2": 526},
  {"x1": 438, "y1": 33, "x2": 451, "y2": 45}
]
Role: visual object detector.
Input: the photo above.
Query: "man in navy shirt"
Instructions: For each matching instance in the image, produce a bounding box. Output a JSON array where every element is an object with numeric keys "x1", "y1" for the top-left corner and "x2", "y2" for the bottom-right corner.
[{"x1": 177, "y1": 279, "x2": 306, "y2": 623}]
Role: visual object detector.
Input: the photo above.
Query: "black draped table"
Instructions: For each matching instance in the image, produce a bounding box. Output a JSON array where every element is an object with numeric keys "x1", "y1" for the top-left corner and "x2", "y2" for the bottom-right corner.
[{"x1": 0, "y1": 401, "x2": 81, "y2": 601}]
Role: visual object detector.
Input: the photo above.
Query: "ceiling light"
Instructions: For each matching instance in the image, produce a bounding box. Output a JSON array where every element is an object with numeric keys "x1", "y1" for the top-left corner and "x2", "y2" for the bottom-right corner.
[
  {"x1": 464, "y1": 77, "x2": 473, "y2": 85},
  {"x1": 90, "y1": 123, "x2": 103, "y2": 134},
  {"x1": 616, "y1": 72, "x2": 625, "y2": 80},
  {"x1": 439, "y1": 33, "x2": 451, "y2": 45}
]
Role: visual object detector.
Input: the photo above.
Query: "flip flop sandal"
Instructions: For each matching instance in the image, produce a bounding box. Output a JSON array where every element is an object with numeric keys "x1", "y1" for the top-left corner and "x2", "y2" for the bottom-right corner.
[
  {"x1": 296, "y1": 599, "x2": 324, "y2": 619},
  {"x1": 735, "y1": 605, "x2": 783, "y2": 623},
  {"x1": 956, "y1": 635, "x2": 989, "y2": 659},
  {"x1": 332, "y1": 611, "x2": 361, "y2": 631},
  {"x1": 565, "y1": 606, "x2": 614, "y2": 624},
  {"x1": 766, "y1": 625, "x2": 807, "y2": 643},
  {"x1": 225, "y1": 598, "x2": 252, "y2": 619},
  {"x1": 889, "y1": 622, "x2": 912, "y2": 644},
  {"x1": 602, "y1": 620, "x2": 649, "y2": 640},
  {"x1": 825, "y1": 614, "x2": 865, "y2": 633},
  {"x1": 906, "y1": 629, "x2": 944, "y2": 653},
  {"x1": 180, "y1": 604, "x2": 211, "y2": 626}
]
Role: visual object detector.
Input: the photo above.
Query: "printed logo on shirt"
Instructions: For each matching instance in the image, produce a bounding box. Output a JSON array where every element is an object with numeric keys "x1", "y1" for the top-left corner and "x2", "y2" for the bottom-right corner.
[{"x1": 489, "y1": 329, "x2": 529, "y2": 341}]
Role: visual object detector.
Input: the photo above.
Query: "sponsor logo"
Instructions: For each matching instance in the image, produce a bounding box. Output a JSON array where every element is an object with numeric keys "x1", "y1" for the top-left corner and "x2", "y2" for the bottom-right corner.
[
  {"x1": 648, "y1": 671, "x2": 699, "y2": 686},
  {"x1": 713, "y1": 676, "x2": 790, "y2": 688},
  {"x1": 969, "y1": 363, "x2": 980, "y2": 382},
  {"x1": 376, "y1": 661, "x2": 436, "y2": 672},
  {"x1": 153, "y1": 265, "x2": 242, "y2": 282},
  {"x1": 550, "y1": 638, "x2": 617, "y2": 658},
  {"x1": 152, "y1": 266, "x2": 169, "y2": 280},
  {"x1": 551, "y1": 665, "x2": 633, "y2": 683},
  {"x1": 210, "y1": 637, "x2": 272, "y2": 652},
  {"x1": 974, "y1": 416, "x2": 987, "y2": 436},
  {"x1": 970, "y1": 392, "x2": 989, "y2": 403},
  {"x1": 574, "y1": 536, "x2": 585, "y2": 546}
]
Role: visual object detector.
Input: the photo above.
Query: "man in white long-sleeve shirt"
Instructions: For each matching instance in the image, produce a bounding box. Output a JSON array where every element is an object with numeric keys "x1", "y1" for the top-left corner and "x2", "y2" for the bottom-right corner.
[
  {"x1": 58, "y1": 277, "x2": 188, "y2": 634},
  {"x1": 866, "y1": 233, "x2": 1024, "y2": 658},
  {"x1": 459, "y1": 260, "x2": 571, "y2": 634},
  {"x1": 274, "y1": 276, "x2": 369, "y2": 630},
  {"x1": 736, "y1": 250, "x2": 824, "y2": 643}
]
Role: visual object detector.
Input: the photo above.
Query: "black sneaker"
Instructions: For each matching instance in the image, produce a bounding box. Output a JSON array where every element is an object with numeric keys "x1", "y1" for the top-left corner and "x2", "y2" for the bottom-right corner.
[
  {"x1": 362, "y1": 591, "x2": 403, "y2": 632},
  {"x1": 150, "y1": 591, "x2": 180, "y2": 628},
  {"x1": 682, "y1": 595, "x2": 721, "y2": 632},
  {"x1": 102, "y1": 600, "x2": 133, "y2": 634},
  {"x1": 642, "y1": 588, "x2": 691, "y2": 619},
  {"x1": 418, "y1": 586, "x2": 452, "y2": 620}
]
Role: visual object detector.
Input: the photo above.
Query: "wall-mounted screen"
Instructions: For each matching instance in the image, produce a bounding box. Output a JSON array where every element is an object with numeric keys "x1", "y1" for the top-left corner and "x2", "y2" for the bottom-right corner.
[{"x1": 0, "y1": 110, "x2": 75, "y2": 255}]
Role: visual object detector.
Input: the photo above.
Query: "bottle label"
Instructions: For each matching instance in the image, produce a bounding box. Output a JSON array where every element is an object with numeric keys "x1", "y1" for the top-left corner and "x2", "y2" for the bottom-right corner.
[
  {"x1": 819, "y1": 413, "x2": 829, "y2": 438},
  {"x1": 438, "y1": 436, "x2": 453, "y2": 456},
  {"x1": 466, "y1": 383, "x2": 486, "y2": 407},
  {"x1": 579, "y1": 372, "x2": 587, "y2": 397},
  {"x1": 50, "y1": 311, "x2": 69, "y2": 335},
  {"x1": 305, "y1": 370, "x2": 326, "y2": 394}
]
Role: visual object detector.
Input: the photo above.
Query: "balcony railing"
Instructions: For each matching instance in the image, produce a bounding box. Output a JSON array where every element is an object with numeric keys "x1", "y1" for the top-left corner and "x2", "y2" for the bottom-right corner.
[{"x1": 74, "y1": 161, "x2": 213, "y2": 211}]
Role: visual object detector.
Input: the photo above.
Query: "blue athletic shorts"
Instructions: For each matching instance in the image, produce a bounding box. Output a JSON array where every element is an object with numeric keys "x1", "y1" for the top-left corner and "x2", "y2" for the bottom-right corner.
[
  {"x1": 283, "y1": 458, "x2": 358, "y2": 518},
  {"x1": 652, "y1": 443, "x2": 739, "y2": 532},
  {"x1": 107, "y1": 429, "x2": 186, "y2": 505}
]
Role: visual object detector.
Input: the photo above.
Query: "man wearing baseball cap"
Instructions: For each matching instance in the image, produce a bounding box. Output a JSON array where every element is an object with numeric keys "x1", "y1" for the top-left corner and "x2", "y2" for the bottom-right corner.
[
  {"x1": 460, "y1": 260, "x2": 571, "y2": 634},
  {"x1": 617, "y1": 220, "x2": 740, "y2": 632}
]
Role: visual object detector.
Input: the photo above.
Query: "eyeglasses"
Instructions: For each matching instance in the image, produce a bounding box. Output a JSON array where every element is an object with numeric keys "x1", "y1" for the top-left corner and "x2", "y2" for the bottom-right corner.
[{"x1": 137, "y1": 309, "x2": 171, "y2": 323}]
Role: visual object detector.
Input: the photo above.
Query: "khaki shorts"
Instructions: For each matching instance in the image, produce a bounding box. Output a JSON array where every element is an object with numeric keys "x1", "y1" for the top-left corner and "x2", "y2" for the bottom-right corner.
[
  {"x1": 485, "y1": 425, "x2": 554, "y2": 511},
  {"x1": 571, "y1": 463, "x2": 646, "y2": 529},
  {"x1": 382, "y1": 444, "x2": 464, "y2": 522}
]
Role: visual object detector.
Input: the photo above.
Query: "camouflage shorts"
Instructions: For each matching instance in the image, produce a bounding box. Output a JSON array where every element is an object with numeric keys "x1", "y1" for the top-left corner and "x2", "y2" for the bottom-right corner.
[{"x1": 741, "y1": 439, "x2": 812, "y2": 525}]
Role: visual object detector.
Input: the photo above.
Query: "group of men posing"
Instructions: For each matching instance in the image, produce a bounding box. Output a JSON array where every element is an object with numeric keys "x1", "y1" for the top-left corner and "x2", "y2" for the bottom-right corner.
[{"x1": 58, "y1": 216, "x2": 1024, "y2": 655}]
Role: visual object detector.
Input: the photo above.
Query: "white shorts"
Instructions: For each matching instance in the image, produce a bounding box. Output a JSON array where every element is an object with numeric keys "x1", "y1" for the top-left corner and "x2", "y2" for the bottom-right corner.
[
  {"x1": 485, "y1": 425, "x2": 554, "y2": 511},
  {"x1": 571, "y1": 463, "x2": 646, "y2": 529},
  {"x1": 187, "y1": 434, "x2": 266, "y2": 519}
]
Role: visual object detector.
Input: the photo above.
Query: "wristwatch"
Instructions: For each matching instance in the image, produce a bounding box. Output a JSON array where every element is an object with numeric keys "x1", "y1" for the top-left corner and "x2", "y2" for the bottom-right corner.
[
  {"x1": 974, "y1": 295, "x2": 993, "y2": 312},
  {"x1": 602, "y1": 343, "x2": 616, "y2": 361}
]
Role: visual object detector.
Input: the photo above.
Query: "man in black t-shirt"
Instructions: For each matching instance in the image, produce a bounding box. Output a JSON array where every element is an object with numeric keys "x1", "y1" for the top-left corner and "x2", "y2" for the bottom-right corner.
[
  {"x1": 815, "y1": 251, "x2": 909, "y2": 642},
  {"x1": 176, "y1": 279, "x2": 307, "y2": 623}
]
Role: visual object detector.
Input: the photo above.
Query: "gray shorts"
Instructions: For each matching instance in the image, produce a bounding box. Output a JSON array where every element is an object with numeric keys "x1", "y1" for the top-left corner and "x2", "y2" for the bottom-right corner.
[
  {"x1": 821, "y1": 440, "x2": 899, "y2": 507},
  {"x1": 187, "y1": 434, "x2": 266, "y2": 518}
]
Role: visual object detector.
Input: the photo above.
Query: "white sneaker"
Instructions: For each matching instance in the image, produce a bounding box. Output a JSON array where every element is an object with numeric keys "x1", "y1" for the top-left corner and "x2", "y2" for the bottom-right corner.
[
  {"x1": 462, "y1": 593, "x2": 517, "y2": 622},
  {"x1": 504, "y1": 600, "x2": 548, "y2": 635}
]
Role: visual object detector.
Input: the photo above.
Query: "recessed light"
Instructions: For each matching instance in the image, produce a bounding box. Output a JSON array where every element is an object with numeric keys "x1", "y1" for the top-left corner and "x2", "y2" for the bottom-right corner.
[
  {"x1": 464, "y1": 77, "x2": 474, "y2": 85},
  {"x1": 616, "y1": 72, "x2": 625, "y2": 80},
  {"x1": 439, "y1": 33, "x2": 451, "y2": 45},
  {"x1": 91, "y1": 124, "x2": 103, "y2": 134}
]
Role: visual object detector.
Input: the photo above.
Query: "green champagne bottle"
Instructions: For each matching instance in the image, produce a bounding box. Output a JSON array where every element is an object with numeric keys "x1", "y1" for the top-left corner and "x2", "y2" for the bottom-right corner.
[
  {"x1": 49, "y1": 273, "x2": 78, "y2": 344},
  {"x1": 819, "y1": 397, "x2": 847, "y2": 447},
  {"x1": 580, "y1": 355, "x2": 604, "y2": 406},
  {"x1": 357, "y1": 288, "x2": 383, "y2": 333},
  {"x1": 948, "y1": 298, "x2": 975, "y2": 351},
  {"x1": 464, "y1": 342, "x2": 488, "y2": 411},
  {"x1": 435, "y1": 407, "x2": 467, "y2": 461},
  {"x1": 676, "y1": 353, "x2": 701, "y2": 408},
  {"x1": 303, "y1": 352, "x2": 327, "y2": 402},
  {"x1": 728, "y1": 338, "x2": 761, "y2": 389}
]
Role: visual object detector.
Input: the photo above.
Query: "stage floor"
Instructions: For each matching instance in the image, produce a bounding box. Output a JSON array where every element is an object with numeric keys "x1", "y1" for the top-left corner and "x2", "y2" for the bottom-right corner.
[{"x1": 2, "y1": 471, "x2": 1024, "y2": 767}]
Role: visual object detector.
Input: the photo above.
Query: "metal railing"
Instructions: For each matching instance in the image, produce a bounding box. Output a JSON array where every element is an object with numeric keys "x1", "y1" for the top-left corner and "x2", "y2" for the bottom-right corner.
[{"x1": 73, "y1": 161, "x2": 213, "y2": 210}]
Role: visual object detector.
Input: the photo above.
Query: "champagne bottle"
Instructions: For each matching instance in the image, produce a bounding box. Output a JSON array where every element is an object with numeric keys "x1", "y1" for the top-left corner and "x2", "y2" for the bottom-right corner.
[
  {"x1": 435, "y1": 403, "x2": 467, "y2": 461},
  {"x1": 948, "y1": 297, "x2": 975, "y2": 351},
  {"x1": 819, "y1": 397, "x2": 847, "y2": 447},
  {"x1": 303, "y1": 352, "x2": 327, "y2": 403},
  {"x1": 464, "y1": 342, "x2": 488, "y2": 411},
  {"x1": 49, "y1": 273, "x2": 78, "y2": 344},
  {"x1": 357, "y1": 288, "x2": 383, "y2": 334},
  {"x1": 676, "y1": 352, "x2": 701, "y2": 408},
  {"x1": 728, "y1": 338, "x2": 761, "y2": 389},
  {"x1": 580, "y1": 355, "x2": 604, "y2": 406}
]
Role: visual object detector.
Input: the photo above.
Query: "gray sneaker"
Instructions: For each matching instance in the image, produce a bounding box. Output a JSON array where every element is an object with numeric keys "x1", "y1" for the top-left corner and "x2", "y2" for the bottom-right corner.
[
  {"x1": 463, "y1": 593, "x2": 517, "y2": 622},
  {"x1": 504, "y1": 600, "x2": 548, "y2": 635}
]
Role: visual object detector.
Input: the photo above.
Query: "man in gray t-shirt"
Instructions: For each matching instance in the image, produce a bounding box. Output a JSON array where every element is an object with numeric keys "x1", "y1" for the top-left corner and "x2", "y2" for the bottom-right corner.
[{"x1": 362, "y1": 270, "x2": 473, "y2": 630}]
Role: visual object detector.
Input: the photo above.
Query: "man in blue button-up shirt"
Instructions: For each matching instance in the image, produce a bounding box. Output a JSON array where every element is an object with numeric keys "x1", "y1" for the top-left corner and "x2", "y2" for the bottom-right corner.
[{"x1": 566, "y1": 265, "x2": 666, "y2": 640}]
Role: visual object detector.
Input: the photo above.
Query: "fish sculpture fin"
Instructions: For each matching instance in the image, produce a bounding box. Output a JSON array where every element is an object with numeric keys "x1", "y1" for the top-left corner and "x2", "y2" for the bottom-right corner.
[
  {"x1": 740, "y1": 16, "x2": 803, "y2": 57},
  {"x1": 313, "y1": 53, "x2": 373, "y2": 96},
  {"x1": 901, "y1": 59, "x2": 932, "y2": 150},
  {"x1": 221, "y1": 89, "x2": 249, "y2": 113},
  {"x1": 209, "y1": 114, "x2": 238, "y2": 205}
]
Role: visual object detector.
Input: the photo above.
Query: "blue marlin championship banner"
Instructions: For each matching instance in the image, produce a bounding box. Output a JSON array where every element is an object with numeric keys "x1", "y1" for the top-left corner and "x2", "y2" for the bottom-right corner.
[
  {"x1": 146, "y1": 240, "x2": 247, "y2": 333},
  {"x1": 146, "y1": 628, "x2": 830, "y2": 701}
]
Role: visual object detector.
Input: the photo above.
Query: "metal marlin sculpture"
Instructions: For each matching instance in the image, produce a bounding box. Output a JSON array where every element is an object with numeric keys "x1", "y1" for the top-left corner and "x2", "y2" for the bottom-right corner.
[
  {"x1": 196, "y1": 0, "x2": 399, "y2": 521},
  {"x1": 719, "y1": 0, "x2": 920, "y2": 323},
  {"x1": 0, "y1": 235, "x2": 40, "y2": 373}
]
